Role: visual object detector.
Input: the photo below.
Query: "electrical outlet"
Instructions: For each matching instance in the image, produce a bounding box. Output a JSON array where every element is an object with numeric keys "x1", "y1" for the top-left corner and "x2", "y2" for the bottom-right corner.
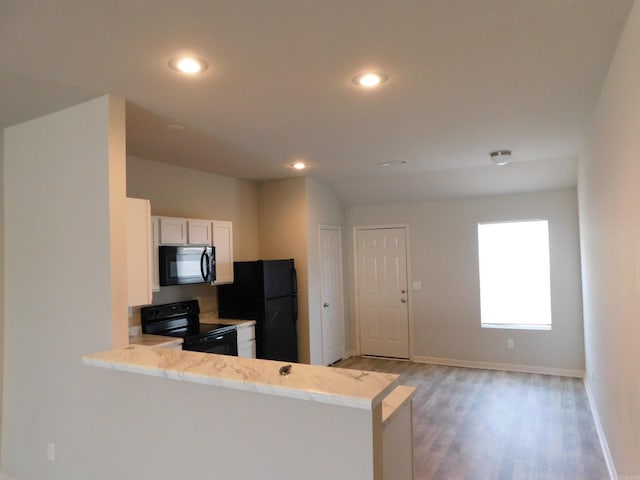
[
  {"x1": 507, "y1": 338, "x2": 514, "y2": 349},
  {"x1": 47, "y1": 442, "x2": 55, "y2": 462}
]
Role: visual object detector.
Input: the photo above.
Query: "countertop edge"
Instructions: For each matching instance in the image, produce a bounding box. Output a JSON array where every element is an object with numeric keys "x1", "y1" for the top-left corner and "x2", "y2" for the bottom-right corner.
[
  {"x1": 381, "y1": 385, "x2": 416, "y2": 425},
  {"x1": 128, "y1": 334, "x2": 184, "y2": 348},
  {"x1": 82, "y1": 346, "x2": 399, "y2": 411}
]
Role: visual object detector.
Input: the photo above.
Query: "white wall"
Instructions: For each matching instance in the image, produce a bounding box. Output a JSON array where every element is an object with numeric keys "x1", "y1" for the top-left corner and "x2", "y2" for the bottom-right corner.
[
  {"x1": 306, "y1": 177, "x2": 347, "y2": 365},
  {"x1": 1, "y1": 96, "x2": 379, "y2": 480},
  {"x1": 126, "y1": 155, "x2": 260, "y2": 315},
  {"x1": 347, "y1": 189, "x2": 584, "y2": 374},
  {"x1": 2, "y1": 95, "x2": 126, "y2": 478},
  {"x1": 578, "y1": 0, "x2": 640, "y2": 476}
]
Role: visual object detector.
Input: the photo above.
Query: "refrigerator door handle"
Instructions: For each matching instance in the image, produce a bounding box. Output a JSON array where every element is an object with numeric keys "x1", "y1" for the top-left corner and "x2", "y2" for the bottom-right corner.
[
  {"x1": 292, "y1": 295, "x2": 298, "y2": 324},
  {"x1": 291, "y1": 267, "x2": 298, "y2": 295}
]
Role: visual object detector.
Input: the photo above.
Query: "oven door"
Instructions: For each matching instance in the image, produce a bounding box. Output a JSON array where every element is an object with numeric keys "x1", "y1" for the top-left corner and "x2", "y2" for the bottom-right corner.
[{"x1": 183, "y1": 329, "x2": 238, "y2": 356}]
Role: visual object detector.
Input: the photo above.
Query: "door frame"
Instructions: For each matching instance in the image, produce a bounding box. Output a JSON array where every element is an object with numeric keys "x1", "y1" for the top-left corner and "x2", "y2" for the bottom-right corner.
[
  {"x1": 353, "y1": 224, "x2": 414, "y2": 360},
  {"x1": 318, "y1": 224, "x2": 346, "y2": 365}
]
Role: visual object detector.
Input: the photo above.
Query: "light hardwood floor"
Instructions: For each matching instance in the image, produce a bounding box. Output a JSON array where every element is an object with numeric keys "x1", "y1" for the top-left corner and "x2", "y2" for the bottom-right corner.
[{"x1": 335, "y1": 357, "x2": 609, "y2": 480}]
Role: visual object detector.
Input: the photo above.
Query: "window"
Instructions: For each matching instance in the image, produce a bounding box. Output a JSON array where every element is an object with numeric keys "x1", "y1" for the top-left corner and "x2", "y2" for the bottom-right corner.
[{"x1": 478, "y1": 220, "x2": 552, "y2": 329}]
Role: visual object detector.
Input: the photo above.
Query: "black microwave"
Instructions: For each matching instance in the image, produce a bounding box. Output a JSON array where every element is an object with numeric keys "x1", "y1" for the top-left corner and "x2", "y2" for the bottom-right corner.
[{"x1": 159, "y1": 246, "x2": 216, "y2": 286}]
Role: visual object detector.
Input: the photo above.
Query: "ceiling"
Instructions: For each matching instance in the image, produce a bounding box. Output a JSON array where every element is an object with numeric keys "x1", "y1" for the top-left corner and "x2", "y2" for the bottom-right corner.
[{"x1": 0, "y1": 0, "x2": 634, "y2": 206}]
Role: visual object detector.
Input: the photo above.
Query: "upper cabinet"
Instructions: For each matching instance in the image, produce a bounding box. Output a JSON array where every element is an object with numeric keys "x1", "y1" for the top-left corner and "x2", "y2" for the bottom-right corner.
[
  {"x1": 212, "y1": 220, "x2": 234, "y2": 285},
  {"x1": 158, "y1": 217, "x2": 187, "y2": 245},
  {"x1": 126, "y1": 198, "x2": 153, "y2": 307},
  {"x1": 153, "y1": 215, "x2": 235, "y2": 286},
  {"x1": 187, "y1": 219, "x2": 212, "y2": 245}
]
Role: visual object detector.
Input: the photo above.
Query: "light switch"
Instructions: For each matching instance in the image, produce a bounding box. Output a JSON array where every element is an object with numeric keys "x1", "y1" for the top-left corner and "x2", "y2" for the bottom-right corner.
[
  {"x1": 47, "y1": 442, "x2": 55, "y2": 462},
  {"x1": 412, "y1": 281, "x2": 422, "y2": 290}
]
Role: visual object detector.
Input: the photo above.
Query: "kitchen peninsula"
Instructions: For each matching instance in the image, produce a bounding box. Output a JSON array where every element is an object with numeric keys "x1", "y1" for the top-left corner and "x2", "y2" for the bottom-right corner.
[
  {"x1": 83, "y1": 345, "x2": 398, "y2": 407},
  {"x1": 82, "y1": 346, "x2": 414, "y2": 479}
]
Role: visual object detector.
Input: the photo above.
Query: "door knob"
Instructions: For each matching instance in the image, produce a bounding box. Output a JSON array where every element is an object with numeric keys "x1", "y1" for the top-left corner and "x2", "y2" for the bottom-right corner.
[
  {"x1": 401, "y1": 289, "x2": 406, "y2": 294},
  {"x1": 401, "y1": 298, "x2": 407, "y2": 303},
  {"x1": 323, "y1": 302, "x2": 330, "y2": 308}
]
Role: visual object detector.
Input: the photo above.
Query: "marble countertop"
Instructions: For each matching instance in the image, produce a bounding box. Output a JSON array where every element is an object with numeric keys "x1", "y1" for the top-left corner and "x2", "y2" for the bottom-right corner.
[
  {"x1": 128, "y1": 334, "x2": 183, "y2": 348},
  {"x1": 199, "y1": 313, "x2": 256, "y2": 327},
  {"x1": 382, "y1": 385, "x2": 416, "y2": 425},
  {"x1": 82, "y1": 345, "x2": 399, "y2": 410}
]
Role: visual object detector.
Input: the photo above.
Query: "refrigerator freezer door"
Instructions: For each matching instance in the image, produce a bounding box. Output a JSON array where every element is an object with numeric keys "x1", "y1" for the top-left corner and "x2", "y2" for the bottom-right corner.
[{"x1": 262, "y1": 259, "x2": 296, "y2": 299}]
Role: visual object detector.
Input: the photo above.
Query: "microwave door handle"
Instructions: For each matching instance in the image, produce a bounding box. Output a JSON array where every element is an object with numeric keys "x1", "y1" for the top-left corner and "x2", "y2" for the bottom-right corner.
[
  {"x1": 205, "y1": 249, "x2": 211, "y2": 280},
  {"x1": 200, "y1": 248, "x2": 207, "y2": 281}
]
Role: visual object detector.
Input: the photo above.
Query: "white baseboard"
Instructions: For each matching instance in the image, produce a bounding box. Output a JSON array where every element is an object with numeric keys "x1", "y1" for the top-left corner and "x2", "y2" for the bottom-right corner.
[
  {"x1": 412, "y1": 355, "x2": 584, "y2": 378},
  {"x1": 584, "y1": 377, "x2": 617, "y2": 480},
  {"x1": 342, "y1": 350, "x2": 357, "y2": 360}
]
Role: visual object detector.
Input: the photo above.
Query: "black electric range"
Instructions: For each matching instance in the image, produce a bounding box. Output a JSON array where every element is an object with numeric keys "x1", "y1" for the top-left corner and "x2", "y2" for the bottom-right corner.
[{"x1": 140, "y1": 300, "x2": 238, "y2": 355}]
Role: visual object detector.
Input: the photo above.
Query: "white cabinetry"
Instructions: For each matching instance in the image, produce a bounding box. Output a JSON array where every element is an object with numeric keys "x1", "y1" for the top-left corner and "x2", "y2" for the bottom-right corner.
[
  {"x1": 158, "y1": 217, "x2": 187, "y2": 245},
  {"x1": 154, "y1": 215, "x2": 235, "y2": 286},
  {"x1": 187, "y1": 219, "x2": 212, "y2": 245},
  {"x1": 126, "y1": 198, "x2": 152, "y2": 307},
  {"x1": 237, "y1": 323, "x2": 256, "y2": 358},
  {"x1": 212, "y1": 220, "x2": 234, "y2": 284},
  {"x1": 151, "y1": 216, "x2": 160, "y2": 292}
]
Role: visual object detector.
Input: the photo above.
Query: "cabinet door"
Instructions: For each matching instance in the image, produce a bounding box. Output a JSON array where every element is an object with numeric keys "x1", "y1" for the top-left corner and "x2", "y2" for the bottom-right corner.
[
  {"x1": 237, "y1": 340, "x2": 256, "y2": 358},
  {"x1": 187, "y1": 219, "x2": 212, "y2": 245},
  {"x1": 158, "y1": 217, "x2": 187, "y2": 245},
  {"x1": 151, "y1": 216, "x2": 160, "y2": 292},
  {"x1": 126, "y1": 198, "x2": 152, "y2": 307},
  {"x1": 237, "y1": 324, "x2": 256, "y2": 358},
  {"x1": 212, "y1": 220, "x2": 234, "y2": 284}
]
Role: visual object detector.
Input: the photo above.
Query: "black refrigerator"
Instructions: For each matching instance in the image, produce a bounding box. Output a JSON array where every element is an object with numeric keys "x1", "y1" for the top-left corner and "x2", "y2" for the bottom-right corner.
[{"x1": 217, "y1": 259, "x2": 298, "y2": 362}]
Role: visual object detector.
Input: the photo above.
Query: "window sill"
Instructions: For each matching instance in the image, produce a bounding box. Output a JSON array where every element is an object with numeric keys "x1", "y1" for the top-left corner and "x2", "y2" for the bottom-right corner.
[{"x1": 481, "y1": 324, "x2": 551, "y2": 331}]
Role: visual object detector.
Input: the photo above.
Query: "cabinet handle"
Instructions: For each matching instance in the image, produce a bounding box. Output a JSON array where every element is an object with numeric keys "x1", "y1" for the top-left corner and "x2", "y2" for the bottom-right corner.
[
  {"x1": 401, "y1": 298, "x2": 407, "y2": 303},
  {"x1": 323, "y1": 302, "x2": 330, "y2": 308}
]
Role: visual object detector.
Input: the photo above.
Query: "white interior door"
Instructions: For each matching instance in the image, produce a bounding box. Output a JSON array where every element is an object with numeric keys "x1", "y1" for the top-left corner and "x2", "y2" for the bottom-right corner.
[
  {"x1": 320, "y1": 226, "x2": 345, "y2": 365},
  {"x1": 356, "y1": 227, "x2": 409, "y2": 359}
]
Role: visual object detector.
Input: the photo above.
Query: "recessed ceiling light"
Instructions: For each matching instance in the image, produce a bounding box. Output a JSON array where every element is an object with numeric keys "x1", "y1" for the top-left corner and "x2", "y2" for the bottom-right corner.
[
  {"x1": 377, "y1": 160, "x2": 407, "y2": 167},
  {"x1": 489, "y1": 150, "x2": 512, "y2": 166},
  {"x1": 168, "y1": 56, "x2": 209, "y2": 74},
  {"x1": 292, "y1": 161, "x2": 306, "y2": 170},
  {"x1": 353, "y1": 72, "x2": 388, "y2": 88}
]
